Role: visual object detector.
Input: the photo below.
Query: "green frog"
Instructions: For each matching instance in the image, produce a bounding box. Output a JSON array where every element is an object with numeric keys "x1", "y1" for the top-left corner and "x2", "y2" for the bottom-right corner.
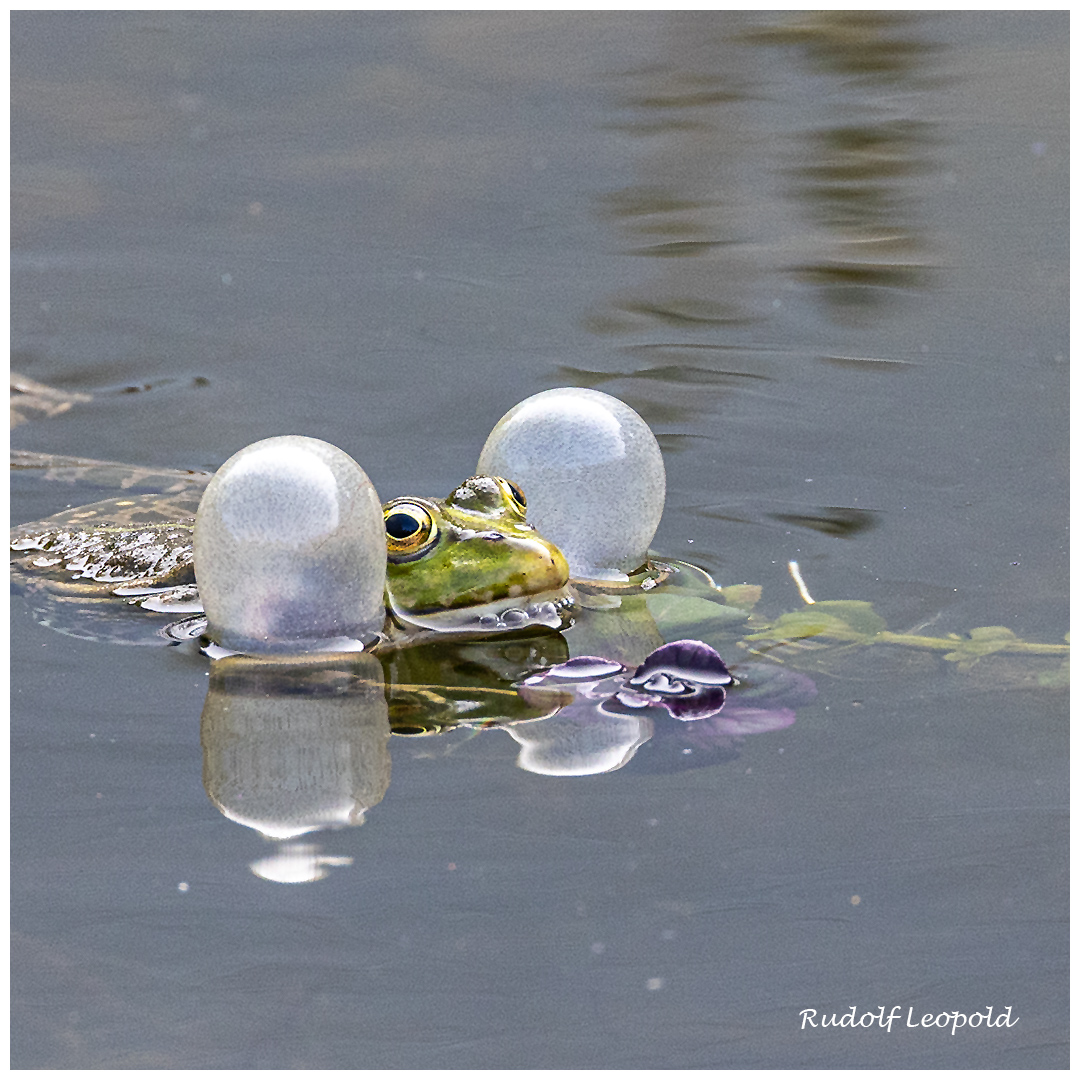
[
  {"x1": 10, "y1": 473, "x2": 573, "y2": 646},
  {"x1": 384, "y1": 475, "x2": 569, "y2": 632}
]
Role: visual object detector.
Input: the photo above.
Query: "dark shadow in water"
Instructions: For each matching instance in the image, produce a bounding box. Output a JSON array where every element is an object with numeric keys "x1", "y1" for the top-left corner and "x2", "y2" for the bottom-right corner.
[
  {"x1": 769, "y1": 507, "x2": 879, "y2": 538},
  {"x1": 550, "y1": 361, "x2": 771, "y2": 435},
  {"x1": 691, "y1": 502, "x2": 880, "y2": 540},
  {"x1": 745, "y1": 11, "x2": 943, "y2": 83},
  {"x1": 554, "y1": 362, "x2": 769, "y2": 390}
]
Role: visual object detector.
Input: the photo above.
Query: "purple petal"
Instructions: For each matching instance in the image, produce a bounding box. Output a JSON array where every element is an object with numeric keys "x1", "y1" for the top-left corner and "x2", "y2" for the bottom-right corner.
[
  {"x1": 522, "y1": 655, "x2": 627, "y2": 684},
  {"x1": 628, "y1": 639, "x2": 733, "y2": 689},
  {"x1": 613, "y1": 683, "x2": 727, "y2": 721},
  {"x1": 658, "y1": 684, "x2": 728, "y2": 720}
]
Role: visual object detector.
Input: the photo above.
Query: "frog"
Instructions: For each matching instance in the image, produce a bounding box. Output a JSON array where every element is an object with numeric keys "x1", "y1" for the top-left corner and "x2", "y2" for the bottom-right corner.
[
  {"x1": 10, "y1": 471, "x2": 573, "y2": 648},
  {"x1": 383, "y1": 475, "x2": 570, "y2": 632}
]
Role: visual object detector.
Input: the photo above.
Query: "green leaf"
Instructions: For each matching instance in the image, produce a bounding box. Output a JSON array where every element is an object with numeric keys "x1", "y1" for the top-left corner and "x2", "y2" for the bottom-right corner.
[
  {"x1": 942, "y1": 626, "x2": 1024, "y2": 667},
  {"x1": 746, "y1": 600, "x2": 887, "y2": 646},
  {"x1": 1036, "y1": 663, "x2": 1070, "y2": 689},
  {"x1": 718, "y1": 583, "x2": 762, "y2": 611},
  {"x1": 810, "y1": 601, "x2": 889, "y2": 636},
  {"x1": 645, "y1": 592, "x2": 750, "y2": 639},
  {"x1": 967, "y1": 626, "x2": 1019, "y2": 641}
]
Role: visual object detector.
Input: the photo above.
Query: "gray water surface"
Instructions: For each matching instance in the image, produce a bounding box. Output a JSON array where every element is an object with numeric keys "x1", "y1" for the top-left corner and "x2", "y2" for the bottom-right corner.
[{"x1": 10, "y1": 11, "x2": 1068, "y2": 1068}]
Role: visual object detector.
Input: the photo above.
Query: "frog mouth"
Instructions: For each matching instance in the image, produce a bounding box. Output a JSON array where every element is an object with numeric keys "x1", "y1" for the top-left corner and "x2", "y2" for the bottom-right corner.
[{"x1": 389, "y1": 585, "x2": 575, "y2": 633}]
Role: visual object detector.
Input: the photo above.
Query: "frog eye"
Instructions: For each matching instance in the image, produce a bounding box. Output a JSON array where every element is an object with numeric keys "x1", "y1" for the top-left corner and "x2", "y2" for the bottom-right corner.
[
  {"x1": 500, "y1": 478, "x2": 527, "y2": 513},
  {"x1": 384, "y1": 502, "x2": 438, "y2": 561}
]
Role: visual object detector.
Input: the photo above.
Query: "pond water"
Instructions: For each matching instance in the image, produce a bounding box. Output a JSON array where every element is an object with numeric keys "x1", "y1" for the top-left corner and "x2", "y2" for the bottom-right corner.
[{"x1": 10, "y1": 11, "x2": 1068, "y2": 1069}]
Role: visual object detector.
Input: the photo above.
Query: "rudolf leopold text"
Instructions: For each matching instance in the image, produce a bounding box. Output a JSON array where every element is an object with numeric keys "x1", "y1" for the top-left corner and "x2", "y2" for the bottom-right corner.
[{"x1": 799, "y1": 1006, "x2": 1017, "y2": 1036}]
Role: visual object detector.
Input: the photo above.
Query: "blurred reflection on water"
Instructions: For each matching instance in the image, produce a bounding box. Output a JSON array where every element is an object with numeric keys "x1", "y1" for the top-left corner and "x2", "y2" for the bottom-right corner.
[
  {"x1": 201, "y1": 656, "x2": 392, "y2": 839},
  {"x1": 591, "y1": 11, "x2": 939, "y2": 341}
]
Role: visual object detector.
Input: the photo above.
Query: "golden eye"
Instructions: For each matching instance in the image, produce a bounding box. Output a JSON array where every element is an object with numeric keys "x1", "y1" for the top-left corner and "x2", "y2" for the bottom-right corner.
[
  {"x1": 499, "y1": 478, "x2": 527, "y2": 513},
  {"x1": 384, "y1": 501, "x2": 438, "y2": 561}
]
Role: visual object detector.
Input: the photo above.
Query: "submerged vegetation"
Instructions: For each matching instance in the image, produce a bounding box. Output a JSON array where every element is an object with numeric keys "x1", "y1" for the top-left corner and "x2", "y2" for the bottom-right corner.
[{"x1": 710, "y1": 575, "x2": 1069, "y2": 688}]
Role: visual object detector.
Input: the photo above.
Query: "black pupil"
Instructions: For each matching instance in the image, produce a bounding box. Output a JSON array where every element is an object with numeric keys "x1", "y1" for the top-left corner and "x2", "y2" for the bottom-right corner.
[
  {"x1": 386, "y1": 512, "x2": 422, "y2": 539},
  {"x1": 508, "y1": 483, "x2": 526, "y2": 508}
]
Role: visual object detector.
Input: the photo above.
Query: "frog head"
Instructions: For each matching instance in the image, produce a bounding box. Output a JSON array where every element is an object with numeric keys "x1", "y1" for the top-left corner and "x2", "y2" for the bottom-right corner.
[{"x1": 383, "y1": 475, "x2": 572, "y2": 633}]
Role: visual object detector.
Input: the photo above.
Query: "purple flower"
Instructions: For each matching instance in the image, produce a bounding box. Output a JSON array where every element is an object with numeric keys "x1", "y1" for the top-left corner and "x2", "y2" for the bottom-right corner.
[
  {"x1": 512, "y1": 640, "x2": 817, "y2": 775},
  {"x1": 615, "y1": 639, "x2": 733, "y2": 720}
]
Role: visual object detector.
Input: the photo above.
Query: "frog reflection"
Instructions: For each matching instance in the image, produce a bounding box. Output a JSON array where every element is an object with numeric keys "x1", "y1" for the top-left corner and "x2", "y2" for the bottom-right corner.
[
  {"x1": 250, "y1": 845, "x2": 354, "y2": 885},
  {"x1": 198, "y1": 635, "x2": 574, "y2": 881},
  {"x1": 198, "y1": 633, "x2": 812, "y2": 882},
  {"x1": 201, "y1": 653, "x2": 392, "y2": 839}
]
